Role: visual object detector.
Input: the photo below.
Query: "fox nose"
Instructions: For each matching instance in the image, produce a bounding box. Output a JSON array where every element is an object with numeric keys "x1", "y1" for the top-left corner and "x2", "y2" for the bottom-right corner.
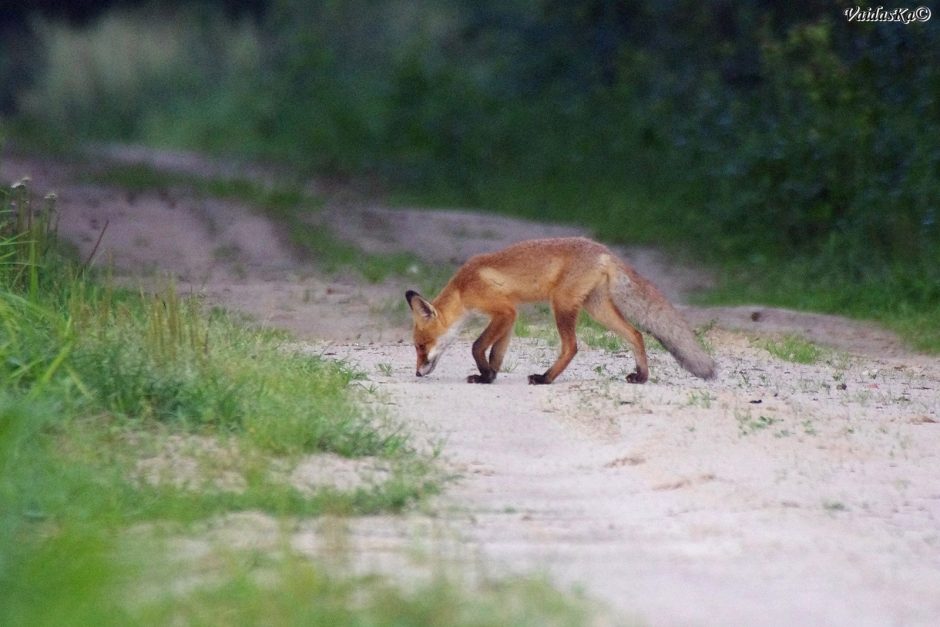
[{"x1": 415, "y1": 370, "x2": 423, "y2": 377}]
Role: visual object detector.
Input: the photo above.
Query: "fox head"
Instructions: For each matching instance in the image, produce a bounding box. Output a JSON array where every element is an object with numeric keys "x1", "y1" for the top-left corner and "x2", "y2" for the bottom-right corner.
[{"x1": 405, "y1": 290, "x2": 455, "y2": 377}]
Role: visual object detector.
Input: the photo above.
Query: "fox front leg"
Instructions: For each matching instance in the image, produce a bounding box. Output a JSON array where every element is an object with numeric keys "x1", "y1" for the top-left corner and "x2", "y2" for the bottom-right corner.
[{"x1": 467, "y1": 310, "x2": 515, "y2": 383}]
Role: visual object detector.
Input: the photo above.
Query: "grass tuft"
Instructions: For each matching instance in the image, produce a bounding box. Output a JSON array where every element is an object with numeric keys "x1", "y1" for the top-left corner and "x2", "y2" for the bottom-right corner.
[
  {"x1": 0, "y1": 180, "x2": 493, "y2": 624},
  {"x1": 759, "y1": 335, "x2": 824, "y2": 365}
]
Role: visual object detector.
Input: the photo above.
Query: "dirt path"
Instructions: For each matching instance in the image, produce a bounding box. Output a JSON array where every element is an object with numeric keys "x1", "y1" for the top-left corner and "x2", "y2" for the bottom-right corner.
[{"x1": 4, "y1": 148, "x2": 940, "y2": 626}]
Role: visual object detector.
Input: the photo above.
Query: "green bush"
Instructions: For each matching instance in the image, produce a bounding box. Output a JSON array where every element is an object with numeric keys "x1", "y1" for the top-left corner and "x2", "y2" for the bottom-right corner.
[
  {"x1": 17, "y1": 7, "x2": 261, "y2": 143},
  {"x1": 694, "y1": 20, "x2": 940, "y2": 262}
]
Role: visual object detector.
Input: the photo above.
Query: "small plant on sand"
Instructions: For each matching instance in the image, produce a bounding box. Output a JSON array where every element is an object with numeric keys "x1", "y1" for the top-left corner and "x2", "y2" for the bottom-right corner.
[
  {"x1": 759, "y1": 335, "x2": 824, "y2": 364},
  {"x1": 735, "y1": 409, "x2": 781, "y2": 436},
  {"x1": 686, "y1": 389, "x2": 715, "y2": 409}
]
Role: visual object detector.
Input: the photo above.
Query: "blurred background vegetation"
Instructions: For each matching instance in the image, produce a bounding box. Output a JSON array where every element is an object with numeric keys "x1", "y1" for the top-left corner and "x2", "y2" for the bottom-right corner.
[{"x1": 1, "y1": 0, "x2": 938, "y2": 349}]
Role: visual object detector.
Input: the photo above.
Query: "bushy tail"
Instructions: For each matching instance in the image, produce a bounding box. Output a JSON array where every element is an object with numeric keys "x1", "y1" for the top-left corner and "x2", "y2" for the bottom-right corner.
[{"x1": 610, "y1": 264, "x2": 717, "y2": 380}]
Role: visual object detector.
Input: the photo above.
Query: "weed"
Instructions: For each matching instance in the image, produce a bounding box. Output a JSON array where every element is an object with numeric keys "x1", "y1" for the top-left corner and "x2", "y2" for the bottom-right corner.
[
  {"x1": 513, "y1": 312, "x2": 535, "y2": 338},
  {"x1": 735, "y1": 409, "x2": 781, "y2": 436},
  {"x1": 513, "y1": 306, "x2": 558, "y2": 345},
  {"x1": 0, "y1": 180, "x2": 58, "y2": 298},
  {"x1": 577, "y1": 312, "x2": 623, "y2": 351},
  {"x1": 686, "y1": 390, "x2": 715, "y2": 409},
  {"x1": 759, "y1": 335, "x2": 824, "y2": 365}
]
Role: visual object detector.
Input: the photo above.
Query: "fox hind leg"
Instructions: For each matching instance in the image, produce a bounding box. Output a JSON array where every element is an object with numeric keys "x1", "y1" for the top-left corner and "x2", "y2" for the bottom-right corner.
[
  {"x1": 529, "y1": 303, "x2": 579, "y2": 384},
  {"x1": 583, "y1": 288, "x2": 649, "y2": 384}
]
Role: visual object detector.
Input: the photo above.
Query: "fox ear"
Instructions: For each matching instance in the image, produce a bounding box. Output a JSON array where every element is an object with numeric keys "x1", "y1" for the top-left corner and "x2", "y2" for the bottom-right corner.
[{"x1": 405, "y1": 290, "x2": 436, "y2": 321}]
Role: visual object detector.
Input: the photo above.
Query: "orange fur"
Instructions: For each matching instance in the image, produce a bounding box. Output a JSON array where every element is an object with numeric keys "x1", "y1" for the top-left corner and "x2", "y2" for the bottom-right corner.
[{"x1": 405, "y1": 237, "x2": 716, "y2": 384}]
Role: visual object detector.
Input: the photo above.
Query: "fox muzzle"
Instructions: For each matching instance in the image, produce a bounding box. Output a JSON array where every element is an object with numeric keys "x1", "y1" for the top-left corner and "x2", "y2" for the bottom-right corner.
[{"x1": 416, "y1": 356, "x2": 439, "y2": 377}]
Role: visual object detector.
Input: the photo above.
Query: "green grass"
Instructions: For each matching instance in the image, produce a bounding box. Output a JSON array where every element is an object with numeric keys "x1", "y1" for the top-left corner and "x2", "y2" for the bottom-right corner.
[
  {"x1": 735, "y1": 410, "x2": 782, "y2": 436},
  {"x1": 60, "y1": 281, "x2": 412, "y2": 459},
  {"x1": 759, "y1": 335, "x2": 824, "y2": 365},
  {"x1": 2, "y1": 511, "x2": 593, "y2": 627},
  {"x1": 1, "y1": 179, "x2": 597, "y2": 626},
  {"x1": 577, "y1": 312, "x2": 627, "y2": 352},
  {"x1": 1, "y1": 278, "x2": 434, "y2": 524},
  {"x1": 698, "y1": 260, "x2": 940, "y2": 354},
  {"x1": 0, "y1": 182, "x2": 439, "y2": 518},
  {"x1": 137, "y1": 553, "x2": 593, "y2": 627}
]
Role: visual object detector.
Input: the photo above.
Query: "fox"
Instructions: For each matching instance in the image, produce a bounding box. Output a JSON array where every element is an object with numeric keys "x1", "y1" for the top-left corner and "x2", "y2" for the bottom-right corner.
[{"x1": 404, "y1": 237, "x2": 716, "y2": 384}]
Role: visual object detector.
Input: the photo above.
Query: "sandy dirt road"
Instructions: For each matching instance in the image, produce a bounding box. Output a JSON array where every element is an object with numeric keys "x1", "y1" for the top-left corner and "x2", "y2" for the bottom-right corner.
[{"x1": 4, "y1": 148, "x2": 940, "y2": 625}]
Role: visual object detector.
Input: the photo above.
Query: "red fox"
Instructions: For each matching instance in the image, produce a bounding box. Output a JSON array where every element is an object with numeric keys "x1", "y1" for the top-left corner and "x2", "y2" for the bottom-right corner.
[{"x1": 405, "y1": 237, "x2": 716, "y2": 384}]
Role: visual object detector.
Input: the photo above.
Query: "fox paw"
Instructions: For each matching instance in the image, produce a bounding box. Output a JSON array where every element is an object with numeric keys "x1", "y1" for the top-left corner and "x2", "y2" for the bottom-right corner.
[
  {"x1": 467, "y1": 371, "x2": 495, "y2": 384},
  {"x1": 527, "y1": 373, "x2": 551, "y2": 385},
  {"x1": 626, "y1": 370, "x2": 648, "y2": 384}
]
